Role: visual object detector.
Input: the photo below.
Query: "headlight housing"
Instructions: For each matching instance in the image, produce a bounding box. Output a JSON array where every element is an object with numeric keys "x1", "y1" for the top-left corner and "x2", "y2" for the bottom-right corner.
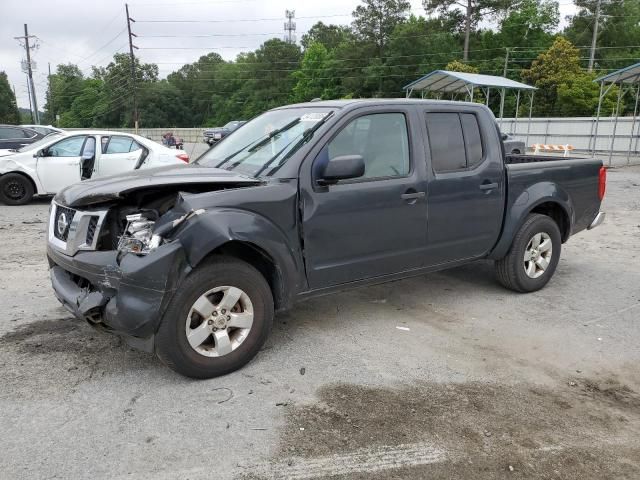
[{"x1": 117, "y1": 214, "x2": 162, "y2": 255}]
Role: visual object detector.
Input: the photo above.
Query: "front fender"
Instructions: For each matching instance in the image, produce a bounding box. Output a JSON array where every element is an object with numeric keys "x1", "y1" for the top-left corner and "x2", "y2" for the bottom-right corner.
[
  {"x1": 489, "y1": 181, "x2": 574, "y2": 260},
  {"x1": 0, "y1": 157, "x2": 44, "y2": 193},
  {"x1": 174, "y1": 208, "x2": 305, "y2": 302}
]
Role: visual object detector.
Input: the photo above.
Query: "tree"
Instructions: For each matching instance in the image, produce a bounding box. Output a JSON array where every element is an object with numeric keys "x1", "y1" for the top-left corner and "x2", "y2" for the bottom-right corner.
[
  {"x1": 301, "y1": 22, "x2": 353, "y2": 51},
  {"x1": 564, "y1": 0, "x2": 640, "y2": 72},
  {"x1": 352, "y1": 0, "x2": 411, "y2": 58},
  {"x1": 521, "y1": 37, "x2": 618, "y2": 117},
  {"x1": 0, "y1": 72, "x2": 20, "y2": 124},
  {"x1": 445, "y1": 59, "x2": 479, "y2": 73},
  {"x1": 292, "y1": 43, "x2": 336, "y2": 102},
  {"x1": 423, "y1": 0, "x2": 521, "y2": 61},
  {"x1": 44, "y1": 64, "x2": 84, "y2": 124}
]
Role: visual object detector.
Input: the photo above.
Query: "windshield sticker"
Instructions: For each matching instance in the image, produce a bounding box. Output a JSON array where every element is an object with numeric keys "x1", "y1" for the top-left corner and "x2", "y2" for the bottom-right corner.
[{"x1": 301, "y1": 112, "x2": 328, "y2": 122}]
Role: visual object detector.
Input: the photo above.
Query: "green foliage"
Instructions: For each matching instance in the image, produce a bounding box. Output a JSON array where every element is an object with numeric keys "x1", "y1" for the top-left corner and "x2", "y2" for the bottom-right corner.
[
  {"x1": 0, "y1": 72, "x2": 20, "y2": 124},
  {"x1": 43, "y1": 0, "x2": 639, "y2": 127},
  {"x1": 352, "y1": 0, "x2": 411, "y2": 56},
  {"x1": 522, "y1": 37, "x2": 618, "y2": 117},
  {"x1": 445, "y1": 60, "x2": 479, "y2": 73}
]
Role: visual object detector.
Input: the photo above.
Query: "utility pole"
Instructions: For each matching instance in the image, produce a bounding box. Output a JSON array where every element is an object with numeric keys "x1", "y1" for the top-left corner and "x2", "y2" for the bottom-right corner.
[
  {"x1": 26, "y1": 81, "x2": 34, "y2": 123},
  {"x1": 48, "y1": 62, "x2": 54, "y2": 126},
  {"x1": 14, "y1": 24, "x2": 39, "y2": 124},
  {"x1": 588, "y1": 0, "x2": 602, "y2": 72},
  {"x1": 503, "y1": 48, "x2": 510, "y2": 77},
  {"x1": 126, "y1": 4, "x2": 139, "y2": 132}
]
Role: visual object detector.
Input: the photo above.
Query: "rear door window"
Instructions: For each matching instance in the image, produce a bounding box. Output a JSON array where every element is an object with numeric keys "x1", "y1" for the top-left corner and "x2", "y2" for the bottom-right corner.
[
  {"x1": 105, "y1": 136, "x2": 139, "y2": 154},
  {"x1": 426, "y1": 112, "x2": 485, "y2": 172},
  {"x1": 425, "y1": 113, "x2": 466, "y2": 172}
]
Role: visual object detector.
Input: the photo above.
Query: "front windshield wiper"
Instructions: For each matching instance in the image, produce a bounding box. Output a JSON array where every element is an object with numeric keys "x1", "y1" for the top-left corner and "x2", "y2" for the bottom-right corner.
[
  {"x1": 247, "y1": 118, "x2": 301, "y2": 152},
  {"x1": 214, "y1": 117, "x2": 302, "y2": 171},
  {"x1": 254, "y1": 111, "x2": 335, "y2": 177}
]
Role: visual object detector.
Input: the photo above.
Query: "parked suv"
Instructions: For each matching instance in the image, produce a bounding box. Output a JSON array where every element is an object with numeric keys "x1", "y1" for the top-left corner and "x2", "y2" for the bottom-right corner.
[
  {"x1": 0, "y1": 125, "x2": 44, "y2": 155},
  {"x1": 203, "y1": 121, "x2": 246, "y2": 146}
]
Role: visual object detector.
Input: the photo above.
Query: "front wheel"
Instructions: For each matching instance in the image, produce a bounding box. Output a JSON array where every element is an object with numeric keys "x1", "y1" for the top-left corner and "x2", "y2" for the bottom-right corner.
[
  {"x1": 495, "y1": 214, "x2": 561, "y2": 293},
  {"x1": 0, "y1": 173, "x2": 34, "y2": 205},
  {"x1": 155, "y1": 256, "x2": 274, "y2": 379}
]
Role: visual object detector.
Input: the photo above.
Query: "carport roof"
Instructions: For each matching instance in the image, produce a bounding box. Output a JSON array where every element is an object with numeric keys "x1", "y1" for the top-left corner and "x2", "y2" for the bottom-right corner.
[
  {"x1": 595, "y1": 61, "x2": 640, "y2": 84},
  {"x1": 403, "y1": 70, "x2": 536, "y2": 93}
]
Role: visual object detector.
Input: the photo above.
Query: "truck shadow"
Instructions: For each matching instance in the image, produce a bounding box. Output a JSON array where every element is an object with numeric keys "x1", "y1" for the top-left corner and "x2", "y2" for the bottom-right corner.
[{"x1": 0, "y1": 260, "x2": 505, "y2": 384}]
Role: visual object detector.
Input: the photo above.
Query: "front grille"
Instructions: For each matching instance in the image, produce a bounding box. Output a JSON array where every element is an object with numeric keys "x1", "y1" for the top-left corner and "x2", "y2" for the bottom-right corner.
[
  {"x1": 53, "y1": 205, "x2": 76, "y2": 241},
  {"x1": 86, "y1": 216, "x2": 99, "y2": 245},
  {"x1": 49, "y1": 202, "x2": 109, "y2": 256}
]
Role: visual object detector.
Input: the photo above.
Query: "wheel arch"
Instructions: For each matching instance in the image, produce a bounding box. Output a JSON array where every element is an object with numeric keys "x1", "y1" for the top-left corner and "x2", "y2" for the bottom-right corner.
[
  {"x1": 201, "y1": 240, "x2": 288, "y2": 312},
  {"x1": 489, "y1": 182, "x2": 574, "y2": 260},
  {"x1": 176, "y1": 209, "x2": 305, "y2": 311},
  {"x1": 530, "y1": 201, "x2": 571, "y2": 242},
  {"x1": 0, "y1": 171, "x2": 39, "y2": 201}
]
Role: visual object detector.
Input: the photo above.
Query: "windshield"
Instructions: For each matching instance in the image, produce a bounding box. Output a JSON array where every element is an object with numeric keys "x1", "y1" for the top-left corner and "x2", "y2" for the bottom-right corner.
[
  {"x1": 17, "y1": 133, "x2": 64, "y2": 153},
  {"x1": 224, "y1": 122, "x2": 239, "y2": 129},
  {"x1": 197, "y1": 107, "x2": 333, "y2": 177}
]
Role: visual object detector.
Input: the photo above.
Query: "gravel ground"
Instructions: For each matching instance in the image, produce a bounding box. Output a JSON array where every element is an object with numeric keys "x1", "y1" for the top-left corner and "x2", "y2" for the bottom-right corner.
[{"x1": 1, "y1": 166, "x2": 639, "y2": 480}]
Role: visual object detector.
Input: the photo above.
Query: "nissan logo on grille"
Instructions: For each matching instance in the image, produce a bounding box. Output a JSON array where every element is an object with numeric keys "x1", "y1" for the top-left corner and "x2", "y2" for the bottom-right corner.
[{"x1": 57, "y1": 212, "x2": 68, "y2": 237}]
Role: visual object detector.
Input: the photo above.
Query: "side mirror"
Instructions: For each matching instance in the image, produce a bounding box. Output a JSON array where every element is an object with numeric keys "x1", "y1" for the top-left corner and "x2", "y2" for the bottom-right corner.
[
  {"x1": 501, "y1": 133, "x2": 509, "y2": 141},
  {"x1": 318, "y1": 155, "x2": 365, "y2": 185},
  {"x1": 34, "y1": 149, "x2": 44, "y2": 158}
]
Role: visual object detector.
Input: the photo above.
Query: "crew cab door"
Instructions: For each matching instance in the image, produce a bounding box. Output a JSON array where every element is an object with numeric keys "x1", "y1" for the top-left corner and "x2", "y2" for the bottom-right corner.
[
  {"x1": 96, "y1": 135, "x2": 145, "y2": 177},
  {"x1": 300, "y1": 108, "x2": 428, "y2": 288},
  {"x1": 36, "y1": 135, "x2": 91, "y2": 193},
  {"x1": 421, "y1": 107, "x2": 505, "y2": 264}
]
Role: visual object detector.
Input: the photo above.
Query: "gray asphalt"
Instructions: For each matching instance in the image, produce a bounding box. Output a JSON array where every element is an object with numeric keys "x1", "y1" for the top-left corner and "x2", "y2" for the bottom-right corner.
[{"x1": 1, "y1": 166, "x2": 639, "y2": 479}]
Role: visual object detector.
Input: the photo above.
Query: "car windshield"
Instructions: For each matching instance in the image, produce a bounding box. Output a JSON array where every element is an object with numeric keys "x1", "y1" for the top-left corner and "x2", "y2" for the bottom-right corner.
[
  {"x1": 224, "y1": 122, "x2": 239, "y2": 128},
  {"x1": 197, "y1": 108, "x2": 333, "y2": 177},
  {"x1": 17, "y1": 133, "x2": 64, "y2": 153}
]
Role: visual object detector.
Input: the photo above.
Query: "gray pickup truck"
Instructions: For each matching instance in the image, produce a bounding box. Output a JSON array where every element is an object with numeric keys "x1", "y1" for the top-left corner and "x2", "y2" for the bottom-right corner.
[{"x1": 46, "y1": 99, "x2": 606, "y2": 378}]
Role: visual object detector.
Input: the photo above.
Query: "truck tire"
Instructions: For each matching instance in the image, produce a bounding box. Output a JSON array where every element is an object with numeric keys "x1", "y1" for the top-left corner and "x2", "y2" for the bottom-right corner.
[
  {"x1": 155, "y1": 256, "x2": 274, "y2": 379},
  {"x1": 0, "y1": 173, "x2": 34, "y2": 205},
  {"x1": 495, "y1": 213, "x2": 561, "y2": 293}
]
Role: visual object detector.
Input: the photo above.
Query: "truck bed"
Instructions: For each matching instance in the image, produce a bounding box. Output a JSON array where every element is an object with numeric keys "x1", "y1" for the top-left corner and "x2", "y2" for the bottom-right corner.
[{"x1": 503, "y1": 155, "x2": 603, "y2": 239}]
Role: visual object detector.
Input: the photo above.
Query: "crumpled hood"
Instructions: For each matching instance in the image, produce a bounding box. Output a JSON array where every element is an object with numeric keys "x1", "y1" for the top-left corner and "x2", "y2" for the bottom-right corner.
[{"x1": 55, "y1": 164, "x2": 262, "y2": 208}]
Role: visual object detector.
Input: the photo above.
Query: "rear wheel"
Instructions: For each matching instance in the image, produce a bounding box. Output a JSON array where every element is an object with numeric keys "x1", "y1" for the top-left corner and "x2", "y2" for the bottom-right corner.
[
  {"x1": 0, "y1": 173, "x2": 34, "y2": 205},
  {"x1": 155, "y1": 256, "x2": 274, "y2": 379},
  {"x1": 495, "y1": 214, "x2": 561, "y2": 293}
]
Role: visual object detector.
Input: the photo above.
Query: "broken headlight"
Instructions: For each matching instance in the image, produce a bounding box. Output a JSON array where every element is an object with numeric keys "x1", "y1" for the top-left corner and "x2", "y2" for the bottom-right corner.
[{"x1": 117, "y1": 214, "x2": 162, "y2": 255}]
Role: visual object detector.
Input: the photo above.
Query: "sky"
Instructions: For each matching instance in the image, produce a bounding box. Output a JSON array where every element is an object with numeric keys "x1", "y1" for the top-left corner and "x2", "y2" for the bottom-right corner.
[{"x1": 0, "y1": 0, "x2": 578, "y2": 112}]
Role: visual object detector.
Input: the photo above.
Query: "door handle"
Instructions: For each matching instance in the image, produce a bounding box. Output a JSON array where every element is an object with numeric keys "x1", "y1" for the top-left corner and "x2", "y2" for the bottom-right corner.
[
  {"x1": 479, "y1": 182, "x2": 498, "y2": 191},
  {"x1": 401, "y1": 191, "x2": 425, "y2": 200}
]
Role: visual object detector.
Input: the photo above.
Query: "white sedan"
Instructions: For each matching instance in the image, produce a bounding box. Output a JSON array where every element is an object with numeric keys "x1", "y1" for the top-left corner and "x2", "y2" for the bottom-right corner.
[{"x1": 0, "y1": 130, "x2": 189, "y2": 205}]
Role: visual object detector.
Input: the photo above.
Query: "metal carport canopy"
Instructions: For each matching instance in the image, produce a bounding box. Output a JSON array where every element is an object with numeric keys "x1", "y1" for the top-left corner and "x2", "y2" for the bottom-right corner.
[
  {"x1": 592, "y1": 61, "x2": 640, "y2": 165},
  {"x1": 403, "y1": 70, "x2": 536, "y2": 94},
  {"x1": 594, "y1": 61, "x2": 640, "y2": 84}
]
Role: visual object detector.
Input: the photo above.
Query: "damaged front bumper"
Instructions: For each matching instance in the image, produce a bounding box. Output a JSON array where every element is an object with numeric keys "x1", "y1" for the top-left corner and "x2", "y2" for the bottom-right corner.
[{"x1": 47, "y1": 241, "x2": 191, "y2": 352}]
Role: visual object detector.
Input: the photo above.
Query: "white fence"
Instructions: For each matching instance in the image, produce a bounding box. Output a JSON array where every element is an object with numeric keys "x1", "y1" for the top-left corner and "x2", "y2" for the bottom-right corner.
[
  {"x1": 499, "y1": 116, "x2": 640, "y2": 154},
  {"x1": 76, "y1": 116, "x2": 640, "y2": 154}
]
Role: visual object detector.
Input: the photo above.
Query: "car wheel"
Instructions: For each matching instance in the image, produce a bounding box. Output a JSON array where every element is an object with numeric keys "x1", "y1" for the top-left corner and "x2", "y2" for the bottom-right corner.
[
  {"x1": 155, "y1": 256, "x2": 274, "y2": 379},
  {"x1": 512, "y1": 149, "x2": 521, "y2": 154},
  {"x1": 0, "y1": 173, "x2": 34, "y2": 205},
  {"x1": 495, "y1": 213, "x2": 561, "y2": 293}
]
